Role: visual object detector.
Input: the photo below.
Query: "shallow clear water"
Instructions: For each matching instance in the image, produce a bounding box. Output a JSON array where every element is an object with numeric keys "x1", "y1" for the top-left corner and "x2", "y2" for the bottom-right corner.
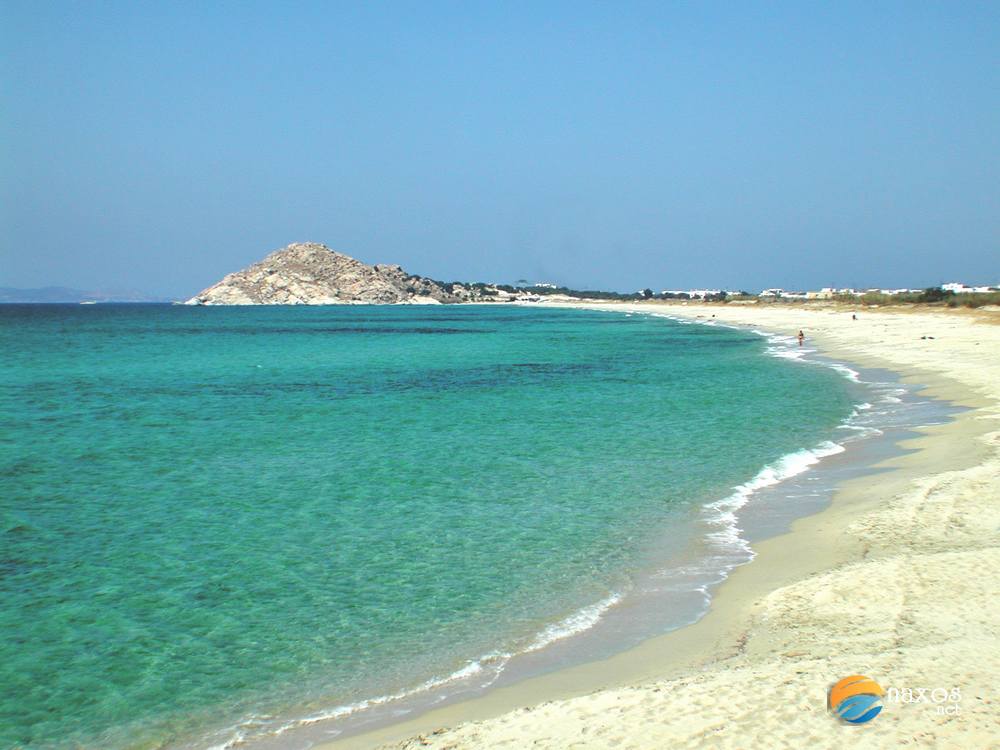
[{"x1": 0, "y1": 305, "x2": 858, "y2": 749}]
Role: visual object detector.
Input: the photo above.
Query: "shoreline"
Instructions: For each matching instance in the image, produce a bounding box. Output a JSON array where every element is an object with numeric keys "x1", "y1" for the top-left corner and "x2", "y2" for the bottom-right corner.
[
  {"x1": 207, "y1": 306, "x2": 891, "y2": 750},
  {"x1": 315, "y1": 302, "x2": 999, "y2": 749}
]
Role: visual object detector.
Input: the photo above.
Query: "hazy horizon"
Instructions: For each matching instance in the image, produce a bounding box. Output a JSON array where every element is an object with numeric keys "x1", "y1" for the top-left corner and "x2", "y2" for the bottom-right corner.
[{"x1": 2, "y1": 3, "x2": 998, "y2": 297}]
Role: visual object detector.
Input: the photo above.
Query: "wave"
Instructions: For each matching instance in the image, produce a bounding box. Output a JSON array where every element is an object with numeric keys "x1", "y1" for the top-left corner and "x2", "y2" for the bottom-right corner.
[
  {"x1": 702, "y1": 440, "x2": 846, "y2": 548},
  {"x1": 207, "y1": 656, "x2": 498, "y2": 749},
  {"x1": 523, "y1": 592, "x2": 624, "y2": 653},
  {"x1": 206, "y1": 592, "x2": 625, "y2": 749}
]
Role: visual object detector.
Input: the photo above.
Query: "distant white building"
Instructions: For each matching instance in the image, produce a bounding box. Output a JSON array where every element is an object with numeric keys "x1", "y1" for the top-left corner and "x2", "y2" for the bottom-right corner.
[
  {"x1": 806, "y1": 287, "x2": 837, "y2": 300},
  {"x1": 753, "y1": 284, "x2": 1000, "y2": 300},
  {"x1": 942, "y1": 282, "x2": 997, "y2": 294},
  {"x1": 805, "y1": 287, "x2": 862, "y2": 298},
  {"x1": 659, "y1": 289, "x2": 725, "y2": 299},
  {"x1": 760, "y1": 288, "x2": 807, "y2": 299}
]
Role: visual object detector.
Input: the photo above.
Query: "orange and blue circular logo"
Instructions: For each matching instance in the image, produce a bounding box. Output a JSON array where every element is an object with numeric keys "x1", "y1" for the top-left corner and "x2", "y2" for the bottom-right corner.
[{"x1": 829, "y1": 675, "x2": 884, "y2": 724}]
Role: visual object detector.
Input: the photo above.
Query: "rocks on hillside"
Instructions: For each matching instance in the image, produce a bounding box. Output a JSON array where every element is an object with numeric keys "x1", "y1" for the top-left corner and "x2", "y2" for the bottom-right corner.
[{"x1": 186, "y1": 243, "x2": 473, "y2": 305}]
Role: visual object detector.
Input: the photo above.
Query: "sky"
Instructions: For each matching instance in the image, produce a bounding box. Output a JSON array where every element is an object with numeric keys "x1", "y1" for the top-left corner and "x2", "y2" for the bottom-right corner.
[{"x1": 2, "y1": 1, "x2": 998, "y2": 297}]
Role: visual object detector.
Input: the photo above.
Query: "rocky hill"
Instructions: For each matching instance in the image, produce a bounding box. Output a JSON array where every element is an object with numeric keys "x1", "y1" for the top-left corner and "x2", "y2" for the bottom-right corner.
[{"x1": 185, "y1": 243, "x2": 492, "y2": 305}]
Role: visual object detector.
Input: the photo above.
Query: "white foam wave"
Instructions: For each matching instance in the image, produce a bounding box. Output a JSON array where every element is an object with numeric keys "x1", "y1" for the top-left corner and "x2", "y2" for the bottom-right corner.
[
  {"x1": 836, "y1": 424, "x2": 884, "y2": 438},
  {"x1": 206, "y1": 655, "x2": 507, "y2": 749},
  {"x1": 766, "y1": 345, "x2": 808, "y2": 361},
  {"x1": 208, "y1": 591, "x2": 624, "y2": 749},
  {"x1": 702, "y1": 441, "x2": 846, "y2": 547},
  {"x1": 828, "y1": 362, "x2": 861, "y2": 382},
  {"x1": 523, "y1": 592, "x2": 623, "y2": 653},
  {"x1": 742, "y1": 326, "x2": 862, "y2": 383}
]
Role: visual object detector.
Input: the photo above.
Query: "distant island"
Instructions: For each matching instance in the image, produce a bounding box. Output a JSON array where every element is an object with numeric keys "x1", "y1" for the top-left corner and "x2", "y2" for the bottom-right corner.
[{"x1": 0, "y1": 287, "x2": 171, "y2": 304}]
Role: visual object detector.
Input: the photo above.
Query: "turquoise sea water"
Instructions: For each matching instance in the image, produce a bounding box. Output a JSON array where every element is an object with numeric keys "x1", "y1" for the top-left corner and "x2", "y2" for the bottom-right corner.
[{"x1": 1, "y1": 305, "x2": 859, "y2": 749}]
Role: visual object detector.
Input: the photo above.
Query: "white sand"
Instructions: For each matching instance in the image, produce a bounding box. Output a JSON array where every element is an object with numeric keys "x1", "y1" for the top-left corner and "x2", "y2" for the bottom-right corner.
[{"x1": 322, "y1": 303, "x2": 1000, "y2": 750}]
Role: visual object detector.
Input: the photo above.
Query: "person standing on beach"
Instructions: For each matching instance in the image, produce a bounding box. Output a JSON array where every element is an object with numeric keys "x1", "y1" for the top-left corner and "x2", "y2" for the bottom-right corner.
[{"x1": 798, "y1": 330, "x2": 805, "y2": 346}]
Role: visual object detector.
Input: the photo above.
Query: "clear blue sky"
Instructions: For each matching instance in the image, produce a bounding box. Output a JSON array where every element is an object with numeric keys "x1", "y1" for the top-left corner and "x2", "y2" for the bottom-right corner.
[{"x1": 2, "y1": 1, "x2": 998, "y2": 296}]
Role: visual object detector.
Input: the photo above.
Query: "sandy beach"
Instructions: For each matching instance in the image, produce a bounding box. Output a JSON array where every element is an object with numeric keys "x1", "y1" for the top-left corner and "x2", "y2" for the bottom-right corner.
[{"x1": 321, "y1": 302, "x2": 1000, "y2": 750}]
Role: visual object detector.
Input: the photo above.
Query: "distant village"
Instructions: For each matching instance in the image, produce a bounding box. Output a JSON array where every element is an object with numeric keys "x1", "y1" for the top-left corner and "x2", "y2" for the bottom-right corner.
[
  {"x1": 497, "y1": 279, "x2": 1000, "y2": 305},
  {"x1": 661, "y1": 281, "x2": 1000, "y2": 301}
]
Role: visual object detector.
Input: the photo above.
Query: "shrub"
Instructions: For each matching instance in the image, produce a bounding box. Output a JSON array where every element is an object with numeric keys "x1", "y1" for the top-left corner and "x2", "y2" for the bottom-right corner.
[{"x1": 917, "y1": 287, "x2": 954, "y2": 303}]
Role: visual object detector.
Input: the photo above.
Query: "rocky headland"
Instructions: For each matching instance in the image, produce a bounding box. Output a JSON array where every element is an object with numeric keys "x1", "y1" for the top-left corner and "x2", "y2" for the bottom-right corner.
[{"x1": 185, "y1": 242, "x2": 507, "y2": 305}]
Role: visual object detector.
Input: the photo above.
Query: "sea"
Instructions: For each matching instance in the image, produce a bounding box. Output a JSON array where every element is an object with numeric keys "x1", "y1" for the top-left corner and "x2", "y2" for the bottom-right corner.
[{"x1": 0, "y1": 304, "x2": 951, "y2": 750}]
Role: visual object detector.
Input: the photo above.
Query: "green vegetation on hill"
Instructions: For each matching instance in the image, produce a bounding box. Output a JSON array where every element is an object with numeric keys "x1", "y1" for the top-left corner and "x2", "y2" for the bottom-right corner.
[{"x1": 835, "y1": 289, "x2": 1000, "y2": 308}]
